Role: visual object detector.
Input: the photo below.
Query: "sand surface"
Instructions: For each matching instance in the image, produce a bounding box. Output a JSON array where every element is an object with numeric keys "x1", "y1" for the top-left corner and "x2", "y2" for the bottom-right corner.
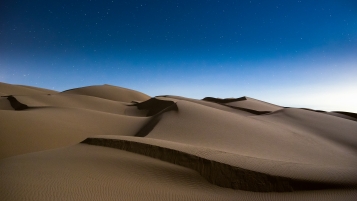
[{"x1": 1, "y1": 82, "x2": 356, "y2": 200}]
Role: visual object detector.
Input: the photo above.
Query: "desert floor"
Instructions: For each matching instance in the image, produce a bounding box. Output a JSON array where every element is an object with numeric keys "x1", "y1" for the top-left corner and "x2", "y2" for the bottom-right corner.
[{"x1": 1, "y1": 82, "x2": 356, "y2": 200}]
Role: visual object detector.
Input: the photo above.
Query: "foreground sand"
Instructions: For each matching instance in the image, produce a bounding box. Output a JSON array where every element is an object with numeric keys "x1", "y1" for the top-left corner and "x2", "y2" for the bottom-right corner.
[{"x1": 1, "y1": 82, "x2": 356, "y2": 200}]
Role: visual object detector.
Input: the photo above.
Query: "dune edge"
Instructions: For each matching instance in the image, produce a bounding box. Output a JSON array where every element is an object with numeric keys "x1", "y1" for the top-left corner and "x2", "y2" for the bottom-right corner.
[{"x1": 81, "y1": 137, "x2": 354, "y2": 192}]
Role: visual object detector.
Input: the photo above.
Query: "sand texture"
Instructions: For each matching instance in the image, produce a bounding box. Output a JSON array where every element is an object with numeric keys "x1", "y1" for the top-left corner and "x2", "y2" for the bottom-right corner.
[{"x1": 1, "y1": 82, "x2": 357, "y2": 200}]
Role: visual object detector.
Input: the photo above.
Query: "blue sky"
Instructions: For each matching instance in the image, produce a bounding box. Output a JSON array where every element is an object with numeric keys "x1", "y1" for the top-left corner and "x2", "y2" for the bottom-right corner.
[{"x1": 1, "y1": 0, "x2": 356, "y2": 112}]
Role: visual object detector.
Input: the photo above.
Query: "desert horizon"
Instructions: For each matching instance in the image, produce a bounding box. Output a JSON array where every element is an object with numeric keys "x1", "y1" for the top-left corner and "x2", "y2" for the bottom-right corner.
[
  {"x1": 1, "y1": 82, "x2": 356, "y2": 200},
  {"x1": 1, "y1": 0, "x2": 356, "y2": 200}
]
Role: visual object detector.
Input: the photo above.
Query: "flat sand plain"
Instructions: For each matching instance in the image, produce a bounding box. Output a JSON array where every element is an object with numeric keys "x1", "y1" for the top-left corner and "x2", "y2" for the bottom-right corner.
[{"x1": 1, "y1": 82, "x2": 356, "y2": 200}]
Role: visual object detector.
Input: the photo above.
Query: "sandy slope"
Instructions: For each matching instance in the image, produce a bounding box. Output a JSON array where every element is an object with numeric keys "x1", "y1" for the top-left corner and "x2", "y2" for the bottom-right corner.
[
  {"x1": 12, "y1": 93, "x2": 129, "y2": 114},
  {"x1": 0, "y1": 83, "x2": 152, "y2": 158},
  {"x1": 0, "y1": 82, "x2": 57, "y2": 95},
  {"x1": 0, "y1": 82, "x2": 356, "y2": 200},
  {"x1": 158, "y1": 95, "x2": 254, "y2": 116},
  {"x1": 1, "y1": 144, "x2": 357, "y2": 201},
  {"x1": 224, "y1": 97, "x2": 282, "y2": 111},
  {"x1": 0, "y1": 107, "x2": 149, "y2": 158},
  {"x1": 0, "y1": 97, "x2": 13, "y2": 110},
  {"x1": 61, "y1": 84, "x2": 150, "y2": 102},
  {"x1": 144, "y1": 99, "x2": 357, "y2": 166}
]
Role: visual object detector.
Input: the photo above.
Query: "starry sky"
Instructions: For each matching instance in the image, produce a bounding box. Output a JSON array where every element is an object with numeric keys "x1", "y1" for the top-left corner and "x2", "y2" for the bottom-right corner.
[{"x1": 1, "y1": 0, "x2": 357, "y2": 112}]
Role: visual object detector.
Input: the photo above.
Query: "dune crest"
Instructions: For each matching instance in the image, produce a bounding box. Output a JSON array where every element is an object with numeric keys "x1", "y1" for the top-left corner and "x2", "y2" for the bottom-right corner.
[
  {"x1": 0, "y1": 82, "x2": 57, "y2": 95},
  {"x1": 82, "y1": 137, "x2": 355, "y2": 192},
  {"x1": 61, "y1": 84, "x2": 150, "y2": 102}
]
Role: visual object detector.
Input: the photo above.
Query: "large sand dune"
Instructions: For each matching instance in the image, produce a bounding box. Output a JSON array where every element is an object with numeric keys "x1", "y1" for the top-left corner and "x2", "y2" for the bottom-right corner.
[{"x1": 1, "y1": 82, "x2": 356, "y2": 200}]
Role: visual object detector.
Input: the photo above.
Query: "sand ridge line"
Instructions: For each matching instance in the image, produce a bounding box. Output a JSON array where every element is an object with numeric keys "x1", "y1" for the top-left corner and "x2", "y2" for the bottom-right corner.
[
  {"x1": 330, "y1": 111, "x2": 357, "y2": 121},
  {"x1": 202, "y1": 96, "x2": 248, "y2": 103},
  {"x1": 203, "y1": 96, "x2": 282, "y2": 112},
  {"x1": 283, "y1": 107, "x2": 357, "y2": 122},
  {"x1": 222, "y1": 104, "x2": 272, "y2": 115},
  {"x1": 61, "y1": 84, "x2": 150, "y2": 102},
  {"x1": 81, "y1": 137, "x2": 353, "y2": 192},
  {"x1": 0, "y1": 82, "x2": 58, "y2": 96},
  {"x1": 202, "y1": 96, "x2": 276, "y2": 115},
  {"x1": 155, "y1": 95, "x2": 256, "y2": 116}
]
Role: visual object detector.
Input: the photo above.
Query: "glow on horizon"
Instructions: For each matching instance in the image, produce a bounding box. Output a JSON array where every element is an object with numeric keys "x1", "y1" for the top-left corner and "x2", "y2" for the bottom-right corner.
[{"x1": 1, "y1": 48, "x2": 356, "y2": 113}]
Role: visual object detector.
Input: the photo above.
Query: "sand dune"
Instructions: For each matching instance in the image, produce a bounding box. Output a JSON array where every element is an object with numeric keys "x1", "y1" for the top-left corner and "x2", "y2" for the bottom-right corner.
[
  {"x1": 329, "y1": 111, "x2": 357, "y2": 122},
  {"x1": 61, "y1": 84, "x2": 150, "y2": 102},
  {"x1": 158, "y1": 95, "x2": 254, "y2": 116},
  {"x1": 202, "y1": 96, "x2": 282, "y2": 114},
  {"x1": 0, "y1": 107, "x2": 149, "y2": 158},
  {"x1": 3, "y1": 144, "x2": 356, "y2": 201},
  {"x1": 1, "y1": 82, "x2": 356, "y2": 200},
  {"x1": 10, "y1": 93, "x2": 129, "y2": 114},
  {"x1": 203, "y1": 96, "x2": 282, "y2": 111},
  {"x1": 0, "y1": 82, "x2": 57, "y2": 95}
]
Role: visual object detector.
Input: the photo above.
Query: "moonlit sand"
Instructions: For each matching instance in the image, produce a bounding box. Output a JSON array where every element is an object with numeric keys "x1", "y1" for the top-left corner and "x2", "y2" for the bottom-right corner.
[{"x1": 1, "y1": 82, "x2": 356, "y2": 200}]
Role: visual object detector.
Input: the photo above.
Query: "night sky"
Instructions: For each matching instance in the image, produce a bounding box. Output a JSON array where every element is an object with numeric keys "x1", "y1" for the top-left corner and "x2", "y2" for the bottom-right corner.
[{"x1": 1, "y1": 0, "x2": 356, "y2": 112}]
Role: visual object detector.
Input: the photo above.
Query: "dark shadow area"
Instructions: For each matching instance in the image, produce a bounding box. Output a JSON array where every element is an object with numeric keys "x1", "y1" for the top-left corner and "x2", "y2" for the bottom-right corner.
[
  {"x1": 132, "y1": 98, "x2": 178, "y2": 116},
  {"x1": 286, "y1": 107, "x2": 357, "y2": 122},
  {"x1": 134, "y1": 114, "x2": 162, "y2": 137},
  {"x1": 81, "y1": 138, "x2": 356, "y2": 192},
  {"x1": 203, "y1": 96, "x2": 247, "y2": 103},
  {"x1": 132, "y1": 98, "x2": 178, "y2": 137},
  {"x1": 300, "y1": 108, "x2": 326, "y2": 113},
  {"x1": 333, "y1": 111, "x2": 357, "y2": 120},
  {"x1": 2, "y1": 95, "x2": 29, "y2": 110}
]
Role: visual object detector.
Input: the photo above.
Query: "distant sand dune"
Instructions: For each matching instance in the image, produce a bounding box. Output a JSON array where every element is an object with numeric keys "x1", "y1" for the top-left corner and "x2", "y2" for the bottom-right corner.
[
  {"x1": 157, "y1": 95, "x2": 254, "y2": 116},
  {"x1": 203, "y1": 96, "x2": 282, "y2": 112},
  {"x1": 0, "y1": 82, "x2": 57, "y2": 95},
  {"x1": 330, "y1": 111, "x2": 357, "y2": 121},
  {"x1": 254, "y1": 108, "x2": 357, "y2": 152},
  {"x1": 11, "y1": 93, "x2": 129, "y2": 114},
  {"x1": 61, "y1": 84, "x2": 150, "y2": 102}
]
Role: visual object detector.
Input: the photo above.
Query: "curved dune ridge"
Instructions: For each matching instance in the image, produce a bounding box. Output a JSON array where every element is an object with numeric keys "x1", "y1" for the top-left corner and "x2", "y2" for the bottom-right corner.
[
  {"x1": 61, "y1": 84, "x2": 150, "y2": 102},
  {"x1": 203, "y1": 96, "x2": 282, "y2": 114},
  {"x1": 1, "y1": 82, "x2": 357, "y2": 200},
  {"x1": 0, "y1": 82, "x2": 57, "y2": 96},
  {"x1": 81, "y1": 137, "x2": 355, "y2": 192}
]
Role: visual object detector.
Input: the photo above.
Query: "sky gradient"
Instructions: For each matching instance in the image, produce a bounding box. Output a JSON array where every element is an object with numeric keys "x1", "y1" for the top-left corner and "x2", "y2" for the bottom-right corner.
[{"x1": 1, "y1": 0, "x2": 357, "y2": 112}]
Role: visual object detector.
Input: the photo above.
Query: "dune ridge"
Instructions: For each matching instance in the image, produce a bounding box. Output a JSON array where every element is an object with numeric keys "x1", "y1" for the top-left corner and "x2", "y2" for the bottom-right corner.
[
  {"x1": 0, "y1": 82, "x2": 57, "y2": 95},
  {"x1": 203, "y1": 96, "x2": 248, "y2": 103},
  {"x1": 202, "y1": 96, "x2": 281, "y2": 114},
  {"x1": 331, "y1": 111, "x2": 357, "y2": 121},
  {"x1": 81, "y1": 137, "x2": 354, "y2": 192},
  {"x1": 61, "y1": 84, "x2": 150, "y2": 102}
]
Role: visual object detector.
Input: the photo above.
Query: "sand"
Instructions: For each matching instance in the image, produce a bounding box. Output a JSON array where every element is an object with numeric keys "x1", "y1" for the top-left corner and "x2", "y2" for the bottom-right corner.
[{"x1": 1, "y1": 82, "x2": 356, "y2": 200}]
